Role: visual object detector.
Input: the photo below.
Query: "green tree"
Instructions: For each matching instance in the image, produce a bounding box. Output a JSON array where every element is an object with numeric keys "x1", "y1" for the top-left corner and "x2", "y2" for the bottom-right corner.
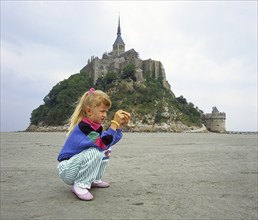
[
  {"x1": 121, "y1": 64, "x2": 136, "y2": 81},
  {"x1": 29, "y1": 67, "x2": 203, "y2": 128}
]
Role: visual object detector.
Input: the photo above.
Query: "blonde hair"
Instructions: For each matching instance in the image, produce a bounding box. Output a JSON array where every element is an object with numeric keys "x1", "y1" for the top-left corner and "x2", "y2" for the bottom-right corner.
[{"x1": 67, "y1": 89, "x2": 111, "y2": 136}]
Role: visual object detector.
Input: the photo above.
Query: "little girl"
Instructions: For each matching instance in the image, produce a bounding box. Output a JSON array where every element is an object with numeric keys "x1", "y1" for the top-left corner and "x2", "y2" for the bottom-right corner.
[{"x1": 57, "y1": 88, "x2": 130, "y2": 201}]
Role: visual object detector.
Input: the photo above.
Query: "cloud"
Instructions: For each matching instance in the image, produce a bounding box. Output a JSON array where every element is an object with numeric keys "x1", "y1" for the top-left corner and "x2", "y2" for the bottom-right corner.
[{"x1": 1, "y1": 1, "x2": 257, "y2": 132}]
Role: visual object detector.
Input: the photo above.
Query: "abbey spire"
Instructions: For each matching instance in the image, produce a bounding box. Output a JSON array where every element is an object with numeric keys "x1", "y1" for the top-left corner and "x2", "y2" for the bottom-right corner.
[{"x1": 112, "y1": 16, "x2": 125, "y2": 56}]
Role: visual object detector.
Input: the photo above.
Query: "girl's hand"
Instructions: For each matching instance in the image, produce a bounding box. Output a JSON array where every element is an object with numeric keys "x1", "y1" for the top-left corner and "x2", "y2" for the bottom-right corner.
[
  {"x1": 120, "y1": 111, "x2": 131, "y2": 128},
  {"x1": 112, "y1": 110, "x2": 131, "y2": 129}
]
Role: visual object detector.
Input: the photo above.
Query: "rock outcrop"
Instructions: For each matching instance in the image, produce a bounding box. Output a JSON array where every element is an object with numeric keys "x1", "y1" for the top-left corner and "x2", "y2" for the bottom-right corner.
[{"x1": 26, "y1": 123, "x2": 207, "y2": 133}]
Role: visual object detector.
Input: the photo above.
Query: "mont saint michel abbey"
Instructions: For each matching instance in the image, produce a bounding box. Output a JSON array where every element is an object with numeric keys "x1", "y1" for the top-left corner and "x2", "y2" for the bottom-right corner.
[
  {"x1": 80, "y1": 17, "x2": 171, "y2": 90},
  {"x1": 80, "y1": 17, "x2": 226, "y2": 133}
]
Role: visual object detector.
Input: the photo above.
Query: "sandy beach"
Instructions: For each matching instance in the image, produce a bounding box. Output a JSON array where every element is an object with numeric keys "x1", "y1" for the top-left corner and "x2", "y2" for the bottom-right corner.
[{"x1": 1, "y1": 132, "x2": 257, "y2": 220}]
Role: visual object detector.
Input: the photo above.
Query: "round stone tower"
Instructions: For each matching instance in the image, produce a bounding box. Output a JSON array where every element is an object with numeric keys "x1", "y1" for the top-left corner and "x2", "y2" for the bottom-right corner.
[{"x1": 203, "y1": 106, "x2": 226, "y2": 133}]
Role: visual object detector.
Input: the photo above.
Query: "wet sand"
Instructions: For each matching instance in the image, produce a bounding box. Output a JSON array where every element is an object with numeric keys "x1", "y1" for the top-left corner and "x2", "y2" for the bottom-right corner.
[{"x1": 1, "y1": 132, "x2": 257, "y2": 220}]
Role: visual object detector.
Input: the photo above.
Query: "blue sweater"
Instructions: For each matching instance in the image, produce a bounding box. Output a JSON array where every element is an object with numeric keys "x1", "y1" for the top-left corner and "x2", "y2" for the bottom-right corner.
[{"x1": 57, "y1": 118, "x2": 123, "y2": 162}]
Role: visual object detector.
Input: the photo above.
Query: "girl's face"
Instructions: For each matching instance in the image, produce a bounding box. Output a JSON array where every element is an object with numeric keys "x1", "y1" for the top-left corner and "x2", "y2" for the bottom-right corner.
[{"x1": 86, "y1": 103, "x2": 109, "y2": 124}]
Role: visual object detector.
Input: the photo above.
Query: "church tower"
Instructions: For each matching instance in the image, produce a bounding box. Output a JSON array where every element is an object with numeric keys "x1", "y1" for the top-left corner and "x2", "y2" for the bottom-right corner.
[{"x1": 112, "y1": 16, "x2": 125, "y2": 56}]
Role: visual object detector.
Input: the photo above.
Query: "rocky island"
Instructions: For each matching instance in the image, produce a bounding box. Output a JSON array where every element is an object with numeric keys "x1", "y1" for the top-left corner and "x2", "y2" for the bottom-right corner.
[{"x1": 27, "y1": 17, "x2": 225, "y2": 133}]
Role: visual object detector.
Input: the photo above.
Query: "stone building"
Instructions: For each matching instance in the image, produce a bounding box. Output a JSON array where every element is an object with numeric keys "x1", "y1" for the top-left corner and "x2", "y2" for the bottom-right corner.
[
  {"x1": 80, "y1": 17, "x2": 171, "y2": 90},
  {"x1": 203, "y1": 106, "x2": 226, "y2": 133}
]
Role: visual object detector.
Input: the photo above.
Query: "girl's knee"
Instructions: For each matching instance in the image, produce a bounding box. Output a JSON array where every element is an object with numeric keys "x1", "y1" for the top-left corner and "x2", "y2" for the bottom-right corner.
[
  {"x1": 80, "y1": 148, "x2": 104, "y2": 164},
  {"x1": 89, "y1": 148, "x2": 104, "y2": 159}
]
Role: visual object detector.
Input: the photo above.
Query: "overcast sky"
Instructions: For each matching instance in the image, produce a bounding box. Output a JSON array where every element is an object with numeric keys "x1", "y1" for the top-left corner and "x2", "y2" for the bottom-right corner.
[{"x1": 1, "y1": 1, "x2": 257, "y2": 132}]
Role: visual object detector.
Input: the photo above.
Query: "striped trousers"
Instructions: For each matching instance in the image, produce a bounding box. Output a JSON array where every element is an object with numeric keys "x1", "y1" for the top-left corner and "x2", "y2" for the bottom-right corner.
[{"x1": 57, "y1": 147, "x2": 109, "y2": 189}]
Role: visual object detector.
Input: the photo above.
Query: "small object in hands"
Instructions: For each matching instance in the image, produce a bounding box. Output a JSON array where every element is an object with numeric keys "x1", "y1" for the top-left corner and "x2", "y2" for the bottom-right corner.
[{"x1": 121, "y1": 111, "x2": 131, "y2": 121}]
